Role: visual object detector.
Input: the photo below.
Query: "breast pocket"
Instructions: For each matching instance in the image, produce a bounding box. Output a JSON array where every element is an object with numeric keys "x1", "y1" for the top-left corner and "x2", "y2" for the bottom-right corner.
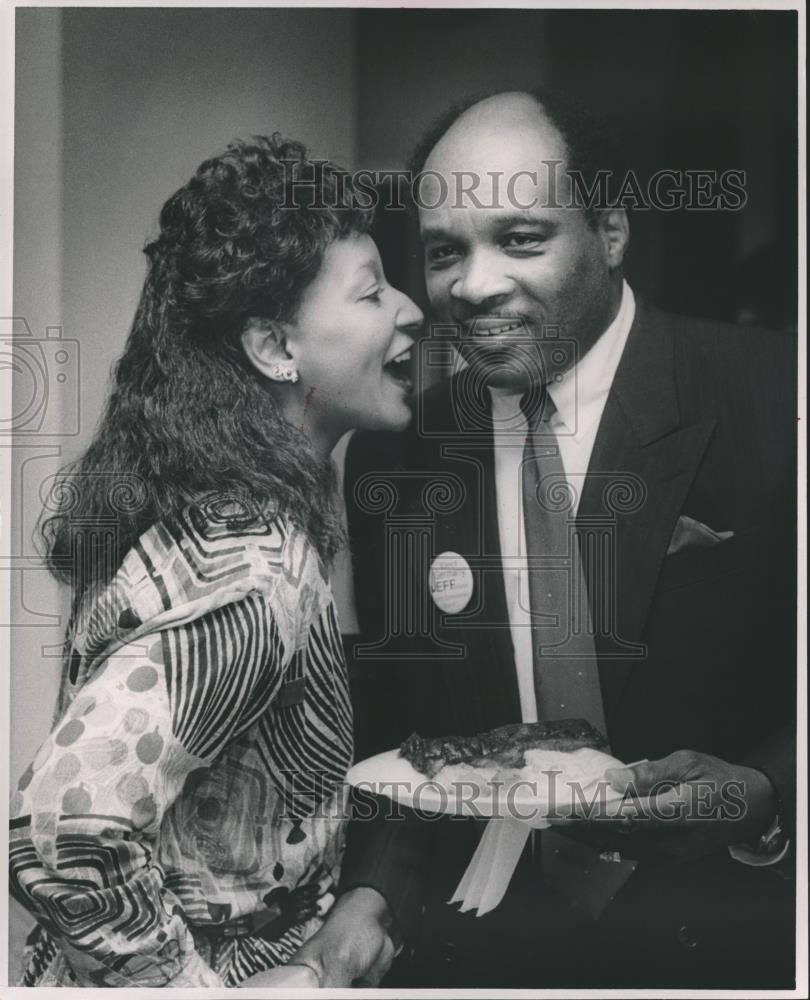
[{"x1": 656, "y1": 527, "x2": 761, "y2": 592}]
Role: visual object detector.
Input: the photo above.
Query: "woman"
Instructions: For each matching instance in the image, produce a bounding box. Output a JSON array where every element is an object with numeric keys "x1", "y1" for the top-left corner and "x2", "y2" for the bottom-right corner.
[{"x1": 9, "y1": 134, "x2": 422, "y2": 987}]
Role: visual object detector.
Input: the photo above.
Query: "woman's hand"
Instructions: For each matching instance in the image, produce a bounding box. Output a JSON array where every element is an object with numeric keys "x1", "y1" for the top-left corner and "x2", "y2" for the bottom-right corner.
[{"x1": 254, "y1": 887, "x2": 397, "y2": 987}]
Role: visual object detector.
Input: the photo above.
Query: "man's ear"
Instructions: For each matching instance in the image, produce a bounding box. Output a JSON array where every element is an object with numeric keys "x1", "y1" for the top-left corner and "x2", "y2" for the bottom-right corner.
[
  {"x1": 241, "y1": 318, "x2": 298, "y2": 383},
  {"x1": 598, "y1": 208, "x2": 630, "y2": 269}
]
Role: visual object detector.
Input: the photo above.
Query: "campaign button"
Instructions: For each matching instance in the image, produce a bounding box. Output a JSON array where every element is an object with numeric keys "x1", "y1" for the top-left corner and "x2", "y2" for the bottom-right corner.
[{"x1": 429, "y1": 551, "x2": 474, "y2": 614}]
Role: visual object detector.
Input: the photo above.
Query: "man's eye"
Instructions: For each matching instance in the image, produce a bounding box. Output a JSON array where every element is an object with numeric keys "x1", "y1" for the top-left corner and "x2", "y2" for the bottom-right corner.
[
  {"x1": 502, "y1": 233, "x2": 546, "y2": 251},
  {"x1": 361, "y1": 288, "x2": 383, "y2": 303},
  {"x1": 426, "y1": 245, "x2": 461, "y2": 268}
]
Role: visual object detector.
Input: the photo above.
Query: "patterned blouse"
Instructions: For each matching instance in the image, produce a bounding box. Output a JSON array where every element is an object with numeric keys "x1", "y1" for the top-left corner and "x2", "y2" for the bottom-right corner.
[{"x1": 9, "y1": 499, "x2": 353, "y2": 987}]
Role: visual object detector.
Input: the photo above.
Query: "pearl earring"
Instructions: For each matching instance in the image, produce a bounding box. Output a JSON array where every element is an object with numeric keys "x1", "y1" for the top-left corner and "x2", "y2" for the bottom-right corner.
[{"x1": 270, "y1": 363, "x2": 299, "y2": 383}]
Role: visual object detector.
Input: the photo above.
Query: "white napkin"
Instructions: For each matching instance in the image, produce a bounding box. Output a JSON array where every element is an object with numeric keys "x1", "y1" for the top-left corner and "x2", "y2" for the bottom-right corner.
[
  {"x1": 449, "y1": 755, "x2": 647, "y2": 917},
  {"x1": 449, "y1": 813, "x2": 547, "y2": 916}
]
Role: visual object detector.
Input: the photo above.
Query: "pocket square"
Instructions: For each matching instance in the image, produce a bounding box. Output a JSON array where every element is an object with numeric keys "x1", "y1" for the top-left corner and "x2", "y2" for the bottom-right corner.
[{"x1": 667, "y1": 514, "x2": 734, "y2": 555}]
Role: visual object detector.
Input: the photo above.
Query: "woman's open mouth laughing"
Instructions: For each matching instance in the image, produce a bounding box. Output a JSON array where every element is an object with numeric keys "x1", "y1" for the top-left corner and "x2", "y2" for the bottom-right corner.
[{"x1": 383, "y1": 344, "x2": 414, "y2": 392}]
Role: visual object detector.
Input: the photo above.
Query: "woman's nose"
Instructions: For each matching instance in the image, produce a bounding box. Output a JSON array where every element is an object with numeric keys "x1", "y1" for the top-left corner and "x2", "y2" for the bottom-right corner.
[{"x1": 396, "y1": 292, "x2": 424, "y2": 331}]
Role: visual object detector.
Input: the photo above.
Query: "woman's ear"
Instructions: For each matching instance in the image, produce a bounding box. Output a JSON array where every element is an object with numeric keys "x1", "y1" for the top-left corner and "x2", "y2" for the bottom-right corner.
[{"x1": 241, "y1": 318, "x2": 300, "y2": 384}]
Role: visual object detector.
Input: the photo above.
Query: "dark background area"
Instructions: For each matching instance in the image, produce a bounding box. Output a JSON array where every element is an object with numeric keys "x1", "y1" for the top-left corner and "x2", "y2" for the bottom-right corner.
[{"x1": 361, "y1": 8, "x2": 798, "y2": 331}]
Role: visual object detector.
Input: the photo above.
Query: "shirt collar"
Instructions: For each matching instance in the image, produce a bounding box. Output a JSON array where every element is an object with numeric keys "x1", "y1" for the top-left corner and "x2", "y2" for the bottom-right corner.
[
  {"x1": 488, "y1": 280, "x2": 635, "y2": 435},
  {"x1": 548, "y1": 280, "x2": 635, "y2": 435}
]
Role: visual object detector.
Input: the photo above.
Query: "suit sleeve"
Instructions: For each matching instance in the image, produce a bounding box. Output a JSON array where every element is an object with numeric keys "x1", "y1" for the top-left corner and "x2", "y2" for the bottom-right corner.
[
  {"x1": 9, "y1": 590, "x2": 286, "y2": 987},
  {"x1": 338, "y1": 429, "x2": 436, "y2": 941},
  {"x1": 744, "y1": 728, "x2": 796, "y2": 838},
  {"x1": 729, "y1": 332, "x2": 796, "y2": 863},
  {"x1": 733, "y1": 725, "x2": 796, "y2": 862},
  {"x1": 337, "y1": 788, "x2": 435, "y2": 942},
  {"x1": 739, "y1": 373, "x2": 797, "y2": 854}
]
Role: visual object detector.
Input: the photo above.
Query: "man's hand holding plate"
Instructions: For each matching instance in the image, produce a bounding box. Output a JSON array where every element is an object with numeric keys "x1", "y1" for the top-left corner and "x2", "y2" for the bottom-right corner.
[{"x1": 562, "y1": 750, "x2": 779, "y2": 862}]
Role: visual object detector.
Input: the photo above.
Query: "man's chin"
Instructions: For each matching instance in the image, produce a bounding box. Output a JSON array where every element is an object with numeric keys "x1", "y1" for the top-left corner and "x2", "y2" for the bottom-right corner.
[
  {"x1": 458, "y1": 353, "x2": 534, "y2": 393},
  {"x1": 458, "y1": 342, "x2": 546, "y2": 392},
  {"x1": 481, "y1": 371, "x2": 533, "y2": 392}
]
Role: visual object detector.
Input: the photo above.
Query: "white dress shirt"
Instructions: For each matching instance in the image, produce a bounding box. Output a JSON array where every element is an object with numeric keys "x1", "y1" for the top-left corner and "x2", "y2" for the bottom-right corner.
[{"x1": 489, "y1": 280, "x2": 636, "y2": 723}]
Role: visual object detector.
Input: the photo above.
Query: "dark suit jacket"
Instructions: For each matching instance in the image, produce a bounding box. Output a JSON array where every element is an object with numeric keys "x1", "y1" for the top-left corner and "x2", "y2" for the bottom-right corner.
[{"x1": 340, "y1": 303, "x2": 797, "y2": 987}]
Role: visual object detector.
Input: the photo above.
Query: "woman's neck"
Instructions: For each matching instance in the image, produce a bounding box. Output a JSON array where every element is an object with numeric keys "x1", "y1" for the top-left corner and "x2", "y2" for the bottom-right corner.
[{"x1": 280, "y1": 389, "x2": 344, "y2": 459}]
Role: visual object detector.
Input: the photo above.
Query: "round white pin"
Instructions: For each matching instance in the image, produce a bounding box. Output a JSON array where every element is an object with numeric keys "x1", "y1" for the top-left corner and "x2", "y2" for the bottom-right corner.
[{"x1": 429, "y1": 551, "x2": 474, "y2": 614}]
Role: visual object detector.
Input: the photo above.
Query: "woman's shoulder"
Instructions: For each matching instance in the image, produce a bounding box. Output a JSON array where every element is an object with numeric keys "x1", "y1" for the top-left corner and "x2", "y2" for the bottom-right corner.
[
  {"x1": 72, "y1": 498, "x2": 328, "y2": 663},
  {"x1": 96, "y1": 497, "x2": 324, "y2": 640},
  {"x1": 126, "y1": 496, "x2": 327, "y2": 604},
  {"x1": 65, "y1": 498, "x2": 330, "y2": 703}
]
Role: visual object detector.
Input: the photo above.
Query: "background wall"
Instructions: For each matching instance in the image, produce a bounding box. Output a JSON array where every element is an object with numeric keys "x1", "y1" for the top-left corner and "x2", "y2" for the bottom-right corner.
[
  {"x1": 356, "y1": 10, "x2": 553, "y2": 171},
  {"x1": 541, "y1": 9, "x2": 798, "y2": 325}
]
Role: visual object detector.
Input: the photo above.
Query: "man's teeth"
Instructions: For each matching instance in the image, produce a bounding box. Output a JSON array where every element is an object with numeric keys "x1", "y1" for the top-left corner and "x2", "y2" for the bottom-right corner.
[{"x1": 471, "y1": 320, "x2": 524, "y2": 336}]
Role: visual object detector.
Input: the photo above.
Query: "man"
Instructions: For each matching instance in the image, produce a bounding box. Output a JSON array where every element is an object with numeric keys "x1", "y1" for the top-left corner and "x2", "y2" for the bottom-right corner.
[{"x1": 304, "y1": 90, "x2": 797, "y2": 988}]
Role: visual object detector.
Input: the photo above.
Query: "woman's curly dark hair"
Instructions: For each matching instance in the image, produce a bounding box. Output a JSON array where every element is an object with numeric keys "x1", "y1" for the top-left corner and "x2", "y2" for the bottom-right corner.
[{"x1": 41, "y1": 134, "x2": 374, "y2": 599}]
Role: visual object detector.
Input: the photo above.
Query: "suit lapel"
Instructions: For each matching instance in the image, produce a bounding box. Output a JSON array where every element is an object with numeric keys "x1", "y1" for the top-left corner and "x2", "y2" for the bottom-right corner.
[
  {"x1": 471, "y1": 422, "x2": 522, "y2": 728},
  {"x1": 578, "y1": 303, "x2": 716, "y2": 721},
  {"x1": 433, "y1": 373, "x2": 521, "y2": 732}
]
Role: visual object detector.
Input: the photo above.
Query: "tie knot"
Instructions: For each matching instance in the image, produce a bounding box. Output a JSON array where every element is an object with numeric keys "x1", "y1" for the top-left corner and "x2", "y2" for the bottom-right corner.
[{"x1": 520, "y1": 386, "x2": 556, "y2": 431}]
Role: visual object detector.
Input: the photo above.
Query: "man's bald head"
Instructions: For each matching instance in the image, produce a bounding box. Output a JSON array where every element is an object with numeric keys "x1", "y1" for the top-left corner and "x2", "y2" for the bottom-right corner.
[
  {"x1": 408, "y1": 87, "x2": 624, "y2": 223},
  {"x1": 436, "y1": 90, "x2": 554, "y2": 135},
  {"x1": 425, "y1": 91, "x2": 567, "y2": 174}
]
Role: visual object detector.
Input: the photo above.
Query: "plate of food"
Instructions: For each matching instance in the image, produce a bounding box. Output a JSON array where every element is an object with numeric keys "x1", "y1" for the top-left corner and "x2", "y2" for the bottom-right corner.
[{"x1": 347, "y1": 718, "x2": 635, "y2": 824}]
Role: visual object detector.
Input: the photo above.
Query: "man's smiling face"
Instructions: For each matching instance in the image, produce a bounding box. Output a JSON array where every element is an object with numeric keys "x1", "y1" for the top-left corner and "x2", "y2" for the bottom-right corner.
[{"x1": 419, "y1": 92, "x2": 628, "y2": 391}]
